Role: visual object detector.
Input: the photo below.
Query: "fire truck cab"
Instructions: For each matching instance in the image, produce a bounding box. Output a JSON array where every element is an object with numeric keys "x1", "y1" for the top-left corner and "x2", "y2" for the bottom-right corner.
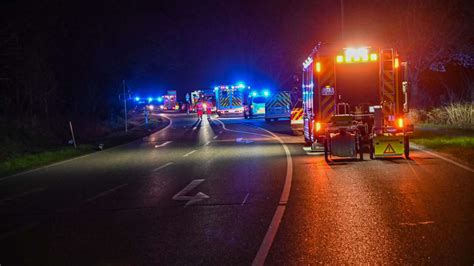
[{"x1": 302, "y1": 43, "x2": 413, "y2": 162}]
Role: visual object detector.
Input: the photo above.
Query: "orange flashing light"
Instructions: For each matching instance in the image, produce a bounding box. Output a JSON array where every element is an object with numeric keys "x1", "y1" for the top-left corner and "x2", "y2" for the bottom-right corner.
[
  {"x1": 315, "y1": 121, "x2": 322, "y2": 132},
  {"x1": 397, "y1": 118, "x2": 404, "y2": 128},
  {"x1": 336, "y1": 55, "x2": 344, "y2": 63},
  {"x1": 315, "y1": 62, "x2": 321, "y2": 72},
  {"x1": 394, "y1": 58, "x2": 399, "y2": 68},
  {"x1": 370, "y1": 53, "x2": 378, "y2": 61}
]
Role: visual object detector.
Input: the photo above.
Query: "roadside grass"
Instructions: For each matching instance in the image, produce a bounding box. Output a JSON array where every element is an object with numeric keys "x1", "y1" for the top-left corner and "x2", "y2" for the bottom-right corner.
[
  {"x1": 0, "y1": 145, "x2": 95, "y2": 177},
  {"x1": 0, "y1": 115, "x2": 168, "y2": 178},
  {"x1": 411, "y1": 124, "x2": 474, "y2": 166}
]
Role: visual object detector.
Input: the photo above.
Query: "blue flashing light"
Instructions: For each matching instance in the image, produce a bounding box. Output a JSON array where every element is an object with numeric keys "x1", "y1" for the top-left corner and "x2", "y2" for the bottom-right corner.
[
  {"x1": 135, "y1": 96, "x2": 140, "y2": 102},
  {"x1": 251, "y1": 91, "x2": 257, "y2": 97},
  {"x1": 157, "y1": 97, "x2": 163, "y2": 102},
  {"x1": 147, "y1": 97, "x2": 153, "y2": 103},
  {"x1": 263, "y1": 90, "x2": 270, "y2": 97},
  {"x1": 214, "y1": 86, "x2": 218, "y2": 91}
]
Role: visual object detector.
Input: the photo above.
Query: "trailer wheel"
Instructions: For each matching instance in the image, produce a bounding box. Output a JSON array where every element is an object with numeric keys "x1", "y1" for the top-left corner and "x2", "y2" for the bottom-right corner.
[
  {"x1": 324, "y1": 138, "x2": 330, "y2": 163},
  {"x1": 404, "y1": 135, "x2": 410, "y2": 159}
]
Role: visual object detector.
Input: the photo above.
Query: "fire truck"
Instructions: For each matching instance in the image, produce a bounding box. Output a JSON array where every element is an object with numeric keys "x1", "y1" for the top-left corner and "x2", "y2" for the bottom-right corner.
[
  {"x1": 214, "y1": 84, "x2": 250, "y2": 116},
  {"x1": 302, "y1": 42, "x2": 413, "y2": 162},
  {"x1": 163, "y1": 90, "x2": 179, "y2": 111}
]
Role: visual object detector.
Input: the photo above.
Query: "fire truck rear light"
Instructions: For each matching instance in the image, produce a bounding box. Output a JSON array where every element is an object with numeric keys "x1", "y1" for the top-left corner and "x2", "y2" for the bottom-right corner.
[
  {"x1": 315, "y1": 121, "x2": 322, "y2": 132},
  {"x1": 315, "y1": 62, "x2": 321, "y2": 72},
  {"x1": 397, "y1": 118, "x2": 404, "y2": 128},
  {"x1": 394, "y1": 58, "x2": 399, "y2": 68}
]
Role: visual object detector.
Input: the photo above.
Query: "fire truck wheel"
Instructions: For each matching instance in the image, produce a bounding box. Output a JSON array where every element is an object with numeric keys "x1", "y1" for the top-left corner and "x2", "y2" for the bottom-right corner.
[
  {"x1": 404, "y1": 135, "x2": 410, "y2": 159},
  {"x1": 324, "y1": 139, "x2": 330, "y2": 163}
]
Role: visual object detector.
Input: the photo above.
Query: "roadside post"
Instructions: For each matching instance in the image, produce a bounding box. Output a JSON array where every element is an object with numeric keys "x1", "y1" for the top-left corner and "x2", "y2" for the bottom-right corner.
[{"x1": 69, "y1": 121, "x2": 77, "y2": 149}]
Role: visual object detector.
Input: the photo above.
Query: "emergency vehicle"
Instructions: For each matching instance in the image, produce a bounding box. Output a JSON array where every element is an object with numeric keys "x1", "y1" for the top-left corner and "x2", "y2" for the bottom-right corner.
[
  {"x1": 214, "y1": 84, "x2": 250, "y2": 116},
  {"x1": 264, "y1": 91, "x2": 292, "y2": 122},
  {"x1": 302, "y1": 42, "x2": 413, "y2": 162},
  {"x1": 163, "y1": 90, "x2": 179, "y2": 111},
  {"x1": 244, "y1": 90, "x2": 269, "y2": 119}
]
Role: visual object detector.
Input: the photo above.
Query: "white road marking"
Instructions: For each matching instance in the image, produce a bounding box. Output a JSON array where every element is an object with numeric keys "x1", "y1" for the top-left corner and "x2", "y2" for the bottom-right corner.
[
  {"x1": 192, "y1": 126, "x2": 198, "y2": 130},
  {"x1": 215, "y1": 119, "x2": 269, "y2": 137},
  {"x1": 241, "y1": 193, "x2": 250, "y2": 206},
  {"x1": 84, "y1": 183, "x2": 128, "y2": 203},
  {"x1": 0, "y1": 222, "x2": 39, "y2": 240},
  {"x1": 154, "y1": 141, "x2": 173, "y2": 148},
  {"x1": 153, "y1": 162, "x2": 174, "y2": 172},
  {"x1": 0, "y1": 187, "x2": 47, "y2": 204},
  {"x1": 172, "y1": 179, "x2": 210, "y2": 206},
  {"x1": 204, "y1": 141, "x2": 211, "y2": 146},
  {"x1": 213, "y1": 135, "x2": 218, "y2": 139},
  {"x1": 252, "y1": 127, "x2": 293, "y2": 266},
  {"x1": 236, "y1": 138, "x2": 254, "y2": 144},
  {"x1": 182, "y1": 150, "x2": 197, "y2": 157},
  {"x1": 411, "y1": 143, "x2": 473, "y2": 173},
  {"x1": 400, "y1": 221, "x2": 435, "y2": 226}
]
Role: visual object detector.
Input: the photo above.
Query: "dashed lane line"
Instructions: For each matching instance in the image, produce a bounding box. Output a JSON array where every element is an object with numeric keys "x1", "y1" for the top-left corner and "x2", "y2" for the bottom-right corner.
[
  {"x1": 153, "y1": 162, "x2": 174, "y2": 172},
  {"x1": 84, "y1": 183, "x2": 128, "y2": 203},
  {"x1": 182, "y1": 150, "x2": 197, "y2": 157},
  {"x1": 0, "y1": 187, "x2": 48, "y2": 205}
]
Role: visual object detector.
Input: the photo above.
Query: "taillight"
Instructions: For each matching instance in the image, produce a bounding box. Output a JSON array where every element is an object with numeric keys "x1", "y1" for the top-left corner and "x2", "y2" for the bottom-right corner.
[
  {"x1": 315, "y1": 121, "x2": 322, "y2": 132},
  {"x1": 397, "y1": 118, "x2": 404, "y2": 128}
]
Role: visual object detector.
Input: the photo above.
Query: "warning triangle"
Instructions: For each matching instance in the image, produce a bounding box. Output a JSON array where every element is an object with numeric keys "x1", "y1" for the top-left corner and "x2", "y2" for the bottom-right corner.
[{"x1": 383, "y1": 143, "x2": 396, "y2": 154}]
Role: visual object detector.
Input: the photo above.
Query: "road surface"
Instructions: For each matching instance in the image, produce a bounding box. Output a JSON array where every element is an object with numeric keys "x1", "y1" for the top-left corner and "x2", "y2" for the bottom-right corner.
[{"x1": 0, "y1": 113, "x2": 472, "y2": 265}]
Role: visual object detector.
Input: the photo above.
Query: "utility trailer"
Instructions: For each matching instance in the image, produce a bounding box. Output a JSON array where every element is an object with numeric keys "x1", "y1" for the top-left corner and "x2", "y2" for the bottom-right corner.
[{"x1": 301, "y1": 43, "x2": 413, "y2": 162}]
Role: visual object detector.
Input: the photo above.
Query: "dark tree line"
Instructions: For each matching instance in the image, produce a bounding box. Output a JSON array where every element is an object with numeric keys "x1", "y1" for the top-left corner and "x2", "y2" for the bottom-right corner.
[{"x1": 1, "y1": 0, "x2": 472, "y2": 150}]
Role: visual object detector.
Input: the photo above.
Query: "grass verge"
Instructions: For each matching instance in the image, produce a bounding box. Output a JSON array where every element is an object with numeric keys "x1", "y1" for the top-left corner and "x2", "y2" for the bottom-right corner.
[
  {"x1": 411, "y1": 124, "x2": 474, "y2": 167},
  {"x1": 0, "y1": 116, "x2": 169, "y2": 178},
  {"x1": 0, "y1": 145, "x2": 96, "y2": 177}
]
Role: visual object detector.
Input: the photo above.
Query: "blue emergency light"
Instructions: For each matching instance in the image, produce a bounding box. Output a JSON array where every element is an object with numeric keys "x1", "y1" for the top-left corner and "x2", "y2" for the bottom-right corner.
[{"x1": 135, "y1": 97, "x2": 140, "y2": 102}]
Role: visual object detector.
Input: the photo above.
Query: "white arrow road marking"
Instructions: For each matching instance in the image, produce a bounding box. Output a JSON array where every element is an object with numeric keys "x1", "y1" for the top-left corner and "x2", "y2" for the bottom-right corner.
[
  {"x1": 154, "y1": 141, "x2": 173, "y2": 148},
  {"x1": 153, "y1": 162, "x2": 174, "y2": 172},
  {"x1": 182, "y1": 150, "x2": 197, "y2": 157},
  {"x1": 172, "y1": 179, "x2": 210, "y2": 206}
]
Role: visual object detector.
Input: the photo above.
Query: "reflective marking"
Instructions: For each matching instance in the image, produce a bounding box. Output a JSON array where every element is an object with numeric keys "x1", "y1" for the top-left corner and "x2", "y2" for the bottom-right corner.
[
  {"x1": 241, "y1": 193, "x2": 250, "y2": 206},
  {"x1": 213, "y1": 135, "x2": 218, "y2": 139},
  {"x1": 183, "y1": 150, "x2": 197, "y2": 157},
  {"x1": 154, "y1": 141, "x2": 173, "y2": 148},
  {"x1": 252, "y1": 127, "x2": 293, "y2": 266},
  {"x1": 172, "y1": 179, "x2": 210, "y2": 206},
  {"x1": 84, "y1": 183, "x2": 128, "y2": 203},
  {"x1": 204, "y1": 141, "x2": 211, "y2": 146},
  {"x1": 0, "y1": 187, "x2": 47, "y2": 204},
  {"x1": 153, "y1": 162, "x2": 174, "y2": 172}
]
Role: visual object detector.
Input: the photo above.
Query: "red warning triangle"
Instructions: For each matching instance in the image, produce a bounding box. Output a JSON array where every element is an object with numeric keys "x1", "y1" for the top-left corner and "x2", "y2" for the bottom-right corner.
[{"x1": 383, "y1": 143, "x2": 396, "y2": 154}]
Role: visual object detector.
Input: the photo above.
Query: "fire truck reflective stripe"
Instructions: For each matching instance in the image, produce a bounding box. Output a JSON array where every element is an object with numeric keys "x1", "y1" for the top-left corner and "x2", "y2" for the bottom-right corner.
[{"x1": 291, "y1": 108, "x2": 303, "y2": 121}]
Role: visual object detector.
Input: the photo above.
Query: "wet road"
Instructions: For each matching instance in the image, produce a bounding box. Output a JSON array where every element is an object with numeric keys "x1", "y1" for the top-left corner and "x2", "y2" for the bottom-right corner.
[{"x1": 1, "y1": 113, "x2": 473, "y2": 265}]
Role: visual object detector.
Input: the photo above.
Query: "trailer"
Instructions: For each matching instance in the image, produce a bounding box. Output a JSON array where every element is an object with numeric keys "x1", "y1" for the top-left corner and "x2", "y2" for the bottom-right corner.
[{"x1": 301, "y1": 43, "x2": 413, "y2": 162}]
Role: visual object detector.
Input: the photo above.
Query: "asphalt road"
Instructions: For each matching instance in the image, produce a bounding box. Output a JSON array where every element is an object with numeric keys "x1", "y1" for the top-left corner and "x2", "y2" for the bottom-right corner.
[{"x1": 1, "y1": 113, "x2": 473, "y2": 265}]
